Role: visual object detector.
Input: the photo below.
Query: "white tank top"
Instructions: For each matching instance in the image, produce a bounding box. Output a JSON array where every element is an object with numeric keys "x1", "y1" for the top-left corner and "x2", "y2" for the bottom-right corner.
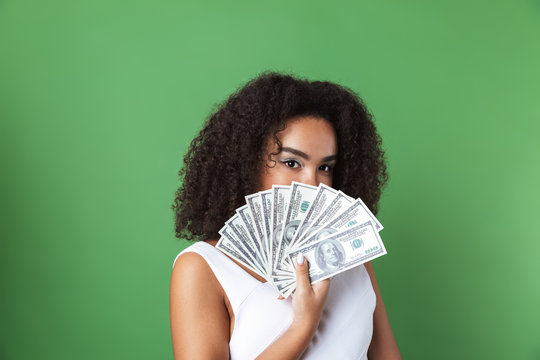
[{"x1": 172, "y1": 241, "x2": 376, "y2": 359}]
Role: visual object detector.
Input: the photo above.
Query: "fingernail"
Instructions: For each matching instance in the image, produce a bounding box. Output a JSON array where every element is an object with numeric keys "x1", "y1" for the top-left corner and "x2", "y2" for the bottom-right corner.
[{"x1": 297, "y1": 253, "x2": 304, "y2": 265}]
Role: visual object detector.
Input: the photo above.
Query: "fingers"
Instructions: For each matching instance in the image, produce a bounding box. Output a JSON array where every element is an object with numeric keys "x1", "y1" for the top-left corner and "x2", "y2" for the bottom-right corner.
[
  {"x1": 311, "y1": 278, "x2": 331, "y2": 297},
  {"x1": 294, "y1": 253, "x2": 311, "y2": 294}
]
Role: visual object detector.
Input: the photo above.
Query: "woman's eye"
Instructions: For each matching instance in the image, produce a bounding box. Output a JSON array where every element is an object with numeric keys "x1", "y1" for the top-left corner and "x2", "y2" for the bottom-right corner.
[
  {"x1": 319, "y1": 164, "x2": 332, "y2": 172},
  {"x1": 283, "y1": 160, "x2": 300, "y2": 168}
]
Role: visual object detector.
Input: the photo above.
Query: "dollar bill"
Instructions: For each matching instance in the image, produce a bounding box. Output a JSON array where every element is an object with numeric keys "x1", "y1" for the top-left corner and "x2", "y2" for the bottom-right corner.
[
  {"x1": 298, "y1": 198, "x2": 384, "y2": 251},
  {"x1": 245, "y1": 193, "x2": 268, "y2": 272},
  {"x1": 349, "y1": 197, "x2": 383, "y2": 231},
  {"x1": 270, "y1": 185, "x2": 291, "y2": 272},
  {"x1": 236, "y1": 204, "x2": 267, "y2": 272},
  {"x1": 283, "y1": 220, "x2": 387, "y2": 297},
  {"x1": 288, "y1": 184, "x2": 339, "y2": 250},
  {"x1": 275, "y1": 279, "x2": 295, "y2": 296},
  {"x1": 259, "y1": 190, "x2": 273, "y2": 271},
  {"x1": 217, "y1": 227, "x2": 266, "y2": 278},
  {"x1": 271, "y1": 226, "x2": 339, "y2": 278},
  {"x1": 293, "y1": 191, "x2": 354, "y2": 250},
  {"x1": 223, "y1": 214, "x2": 266, "y2": 276},
  {"x1": 274, "y1": 182, "x2": 318, "y2": 275}
]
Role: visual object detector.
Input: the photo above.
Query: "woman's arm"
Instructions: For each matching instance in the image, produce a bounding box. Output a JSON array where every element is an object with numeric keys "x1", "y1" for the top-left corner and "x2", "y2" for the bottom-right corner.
[
  {"x1": 365, "y1": 261, "x2": 402, "y2": 359},
  {"x1": 170, "y1": 252, "x2": 230, "y2": 359}
]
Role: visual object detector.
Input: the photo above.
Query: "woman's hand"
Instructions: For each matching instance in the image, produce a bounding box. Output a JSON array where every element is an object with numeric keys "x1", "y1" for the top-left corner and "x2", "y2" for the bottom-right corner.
[
  {"x1": 290, "y1": 253, "x2": 330, "y2": 335},
  {"x1": 256, "y1": 254, "x2": 330, "y2": 360}
]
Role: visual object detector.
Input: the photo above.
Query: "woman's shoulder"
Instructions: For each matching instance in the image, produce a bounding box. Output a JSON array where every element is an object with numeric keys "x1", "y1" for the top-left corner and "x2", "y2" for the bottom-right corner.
[
  {"x1": 171, "y1": 242, "x2": 221, "y2": 291},
  {"x1": 172, "y1": 249, "x2": 207, "y2": 276},
  {"x1": 170, "y1": 241, "x2": 231, "y2": 358},
  {"x1": 170, "y1": 242, "x2": 226, "y2": 314},
  {"x1": 171, "y1": 241, "x2": 216, "y2": 280}
]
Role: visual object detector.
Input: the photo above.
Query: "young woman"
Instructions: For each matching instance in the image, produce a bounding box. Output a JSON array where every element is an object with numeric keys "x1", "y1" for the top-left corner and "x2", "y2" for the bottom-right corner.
[{"x1": 170, "y1": 72, "x2": 401, "y2": 359}]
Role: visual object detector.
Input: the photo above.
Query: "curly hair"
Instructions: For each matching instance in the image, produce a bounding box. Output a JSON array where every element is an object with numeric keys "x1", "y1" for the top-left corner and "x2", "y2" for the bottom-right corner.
[{"x1": 172, "y1": 71, "x2": 388, "y2": 241}]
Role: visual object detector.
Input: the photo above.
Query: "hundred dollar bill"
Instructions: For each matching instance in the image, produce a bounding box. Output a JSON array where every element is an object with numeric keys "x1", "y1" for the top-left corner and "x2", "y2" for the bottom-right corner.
[
  {"x1": 217, "y1": 227, "x2": 266, "y2": 278},
  {"x1": 236, "y1": 204, "x2": 267, "y2": 271},
  {"x1": 342, "y1": 197, "x2": 383, "y2": 231},
  {"x1": 272, "y1": 274, "x2": 295, "y2": 289},
  {"x1": 357, "y1": 197, "x2": 383, "y2": 231},
  {"x1": 293, "y1": 191, "x2": 354, "y2": 250},
  {"x1": 245, "y1": 193, "x2": 268, "y2": 272},
  {"x1": 275, "y1": 279, "x2": 295, "y2": 296},
  {"x1": 218, "y1": 224, "x2": 261, "y2": 273},
  {"x1": 274, "y1": 226, "x2": 338, "y2": 280},
  {"x1": 259, "y1": 190, "x2": 273, "y2": 271},
  {"x1": 274, "y1": 182, "x2": 318, "y2": 273},
  {"x1": 283, "y1": 220, "x2": 387, "y2": 298},
  {"x1": 298, "y1": 198, "x2": 384, "y2": 251},
  {"x1": 223, "y1": 214, "x2": 266, "y2": 276},
  {"x1": 288, "y1": 184, "x2": 339, "y2": 250},
  {"x1": 270, "y1": 185, "x2": 291, "y2": 271}
]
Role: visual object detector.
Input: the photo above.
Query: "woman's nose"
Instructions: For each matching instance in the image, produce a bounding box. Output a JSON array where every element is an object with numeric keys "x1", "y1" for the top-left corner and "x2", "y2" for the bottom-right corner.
[{"x1": 300, "y1": 170, "x2": 319, "y2": 187}]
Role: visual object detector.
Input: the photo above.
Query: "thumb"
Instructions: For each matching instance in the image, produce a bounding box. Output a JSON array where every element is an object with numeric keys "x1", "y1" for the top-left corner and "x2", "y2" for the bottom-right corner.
[{"x1": 294, "y1": 253, "x2": 311, "y2": 294}]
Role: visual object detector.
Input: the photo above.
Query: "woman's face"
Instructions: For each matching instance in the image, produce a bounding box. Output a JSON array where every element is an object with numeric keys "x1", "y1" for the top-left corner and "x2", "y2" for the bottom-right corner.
[{"x1": 259, "y1": 116, "x2": 338, "y2": 191}]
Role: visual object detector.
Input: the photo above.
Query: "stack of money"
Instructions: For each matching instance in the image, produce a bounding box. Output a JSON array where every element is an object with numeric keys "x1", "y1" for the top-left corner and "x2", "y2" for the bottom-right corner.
[{"x1": 216, "y1": 181, "x2": 386, "y2": 298}]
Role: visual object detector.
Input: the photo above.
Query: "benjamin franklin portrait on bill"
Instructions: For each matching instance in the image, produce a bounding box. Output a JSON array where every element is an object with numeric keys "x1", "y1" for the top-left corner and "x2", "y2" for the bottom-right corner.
[{"x1": 315, "y1": 238, "x2": 345, "y2": 273}]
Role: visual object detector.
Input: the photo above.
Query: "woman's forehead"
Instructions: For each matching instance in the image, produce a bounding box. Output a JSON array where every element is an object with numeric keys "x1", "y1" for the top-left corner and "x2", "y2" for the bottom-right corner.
[{"x1": 276, "y1": 117, "x2": 337, "y2": 157}]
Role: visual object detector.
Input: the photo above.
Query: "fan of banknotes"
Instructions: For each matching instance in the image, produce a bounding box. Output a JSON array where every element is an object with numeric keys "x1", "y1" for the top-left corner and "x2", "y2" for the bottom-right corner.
[{"x1": 216, "y1": 181, "x2": 386, "y2": 298}]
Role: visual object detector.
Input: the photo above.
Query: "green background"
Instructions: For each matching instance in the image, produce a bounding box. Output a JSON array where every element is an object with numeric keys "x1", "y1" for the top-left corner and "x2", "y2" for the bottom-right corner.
[{"x1": 1, "y1": 0, "x2": 539, "y2": 359}]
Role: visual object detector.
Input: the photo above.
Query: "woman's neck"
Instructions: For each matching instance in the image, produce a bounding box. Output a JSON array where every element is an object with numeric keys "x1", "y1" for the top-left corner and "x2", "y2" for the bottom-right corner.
[{"x1": 205, "y1": 238, "x2": 219, "y2": 247}]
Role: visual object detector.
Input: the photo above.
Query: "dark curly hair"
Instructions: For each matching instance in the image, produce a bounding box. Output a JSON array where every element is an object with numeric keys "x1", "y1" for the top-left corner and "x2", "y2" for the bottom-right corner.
[{"x1": 172, "y1": 71, "x2": 388, "y2": 242}]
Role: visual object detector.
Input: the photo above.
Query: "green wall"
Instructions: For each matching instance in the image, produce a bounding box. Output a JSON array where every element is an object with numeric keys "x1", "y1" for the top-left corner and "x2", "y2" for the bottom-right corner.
[{"x1": 1, "y1": 0, "x2": 539, "y2": 359}]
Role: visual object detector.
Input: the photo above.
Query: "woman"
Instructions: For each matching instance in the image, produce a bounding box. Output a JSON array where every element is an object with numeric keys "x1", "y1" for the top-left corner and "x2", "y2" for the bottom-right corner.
[{"x1": 170, "y1": 72, "x2": 401, "y2": 359}]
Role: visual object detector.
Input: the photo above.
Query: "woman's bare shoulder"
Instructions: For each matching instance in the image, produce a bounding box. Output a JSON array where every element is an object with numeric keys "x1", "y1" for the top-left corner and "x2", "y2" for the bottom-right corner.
[
  {"x1": 170, "y1": 248, "x2": 230, "y2": 359},
  {"x1": 172, "y1": 250, "x2": 212, "y2": 279},
  {"x1": 170, "y1": 249, "x2": 226, "y2": 304},
  {"x1": 171, "y1": 241, "x2": 219, "y2": 285}
]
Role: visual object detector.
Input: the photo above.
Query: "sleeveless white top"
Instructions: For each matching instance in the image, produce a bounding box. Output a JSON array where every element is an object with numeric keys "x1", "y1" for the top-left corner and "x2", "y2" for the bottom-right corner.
[{"x1": 172, "y1": 241, "x2": 376, "y2": 359}]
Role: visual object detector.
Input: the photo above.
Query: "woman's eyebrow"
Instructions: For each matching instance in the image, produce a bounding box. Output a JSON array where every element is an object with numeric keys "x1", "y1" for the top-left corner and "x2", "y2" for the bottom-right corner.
[
  {"x1": 281, "y1": 147, "x2": 337, "y2": 162},
  {"x1": 281, "y1": 147, "x2": 310, "y2": 159},
  {"x1": 321, "y1": 155, "x2": 338, "y2": 162}
]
